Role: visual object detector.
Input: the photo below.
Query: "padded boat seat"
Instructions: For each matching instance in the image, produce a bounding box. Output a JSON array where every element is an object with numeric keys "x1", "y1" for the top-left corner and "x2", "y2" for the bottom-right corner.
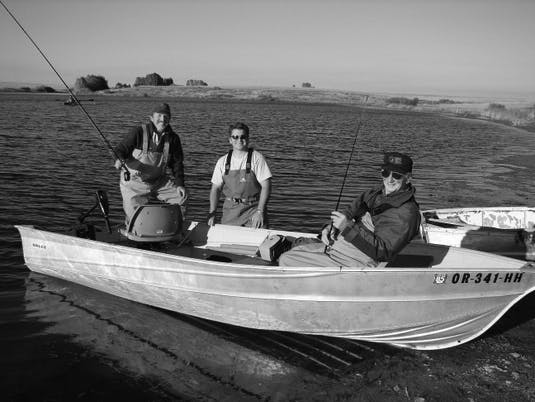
[{"x1": 386, "y1": 254, "x2": 434, "y2": 268}]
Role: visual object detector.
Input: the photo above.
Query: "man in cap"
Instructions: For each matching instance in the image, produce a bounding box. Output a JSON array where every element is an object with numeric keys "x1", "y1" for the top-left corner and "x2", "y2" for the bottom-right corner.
[
  {"x1": 279, "y1": 152, "x2": 420, "y2": 267},
  {"x1": 114, "y1": 103, "x2": 187, "y2": 224}
]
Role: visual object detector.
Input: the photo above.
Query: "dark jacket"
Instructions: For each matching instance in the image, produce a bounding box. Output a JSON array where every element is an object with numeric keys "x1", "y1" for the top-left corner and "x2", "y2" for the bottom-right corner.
[
  {"x1": 114, "y1": 122, "x2": 185, "y2": 186},
  {"x1": 340, "y1": 185, "x2": 420, "y2": 262}
]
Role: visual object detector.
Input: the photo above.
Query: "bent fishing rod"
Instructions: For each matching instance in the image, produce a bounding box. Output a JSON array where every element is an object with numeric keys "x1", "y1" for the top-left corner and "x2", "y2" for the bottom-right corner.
[
  {"x1": 329, "y1": 95, "x2": 369, "y2": 243},
  {"x1": 0, "y1": 0, "x2": 131, "y2": 181}
]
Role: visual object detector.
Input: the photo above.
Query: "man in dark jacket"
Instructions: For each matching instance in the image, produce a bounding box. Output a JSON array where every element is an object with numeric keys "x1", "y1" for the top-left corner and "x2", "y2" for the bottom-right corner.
[
  {"x1": 114, "y1": 103, "x2": 187, "y2": 223},
  {"x1": 279, "y1": 152, "x2": 420, "y2": 267}
]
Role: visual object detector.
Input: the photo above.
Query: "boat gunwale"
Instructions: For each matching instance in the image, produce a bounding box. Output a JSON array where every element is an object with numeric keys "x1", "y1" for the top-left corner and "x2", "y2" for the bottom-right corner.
[{"x1": 16, "y1": 225, "x2": 531, "y2": 273}]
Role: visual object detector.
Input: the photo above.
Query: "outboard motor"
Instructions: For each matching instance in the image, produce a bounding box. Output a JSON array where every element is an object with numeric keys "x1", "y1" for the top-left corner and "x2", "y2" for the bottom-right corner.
[
  {"x1": 121, "y1": 201, "x2": 183, "y2": 243},
  {"x1": 73, "y1": 190, "x2": 112, "y2": 239}
]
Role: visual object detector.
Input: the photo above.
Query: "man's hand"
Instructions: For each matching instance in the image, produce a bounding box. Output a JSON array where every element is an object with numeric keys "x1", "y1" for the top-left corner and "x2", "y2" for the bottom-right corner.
[
  {"x1": 360, "y1": 211, "x2": 375, "y2": 232},
  {"x1": 330, "y1": 211, "x2": 349, "y2": 232},
  {"x1": 176, "y1": 186, "x2": 188, "y2": 204},
  {"x1": 250, "y1": 210, "x2": 264, "y2": 229},
  {"x1": 320, "y1": 224, "x2": 333, "y2": 245},
  {"x1": 114, "y1": 159, "x2": 122, "y2": 170},
  {"x1": 207, "y1": 211, "x2": 216, "y2": 226}
]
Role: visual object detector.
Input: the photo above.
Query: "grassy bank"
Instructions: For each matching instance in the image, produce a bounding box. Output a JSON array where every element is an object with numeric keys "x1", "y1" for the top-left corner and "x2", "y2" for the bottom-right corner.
[{"x1": 98, "y1": 85, "x2": 535, "y2": 133}]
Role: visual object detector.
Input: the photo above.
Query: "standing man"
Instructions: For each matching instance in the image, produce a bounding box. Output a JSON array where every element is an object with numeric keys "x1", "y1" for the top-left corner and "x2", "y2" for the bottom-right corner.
[
  {"x1": 279, "y1": 152, "x2": 420, "y2": 267},
  {"x1": 208, "y1": 122, "x2": 272, "y2": 228},
  {"x1": 114, "y1": 103, "x2": 187, "y2": 224}
]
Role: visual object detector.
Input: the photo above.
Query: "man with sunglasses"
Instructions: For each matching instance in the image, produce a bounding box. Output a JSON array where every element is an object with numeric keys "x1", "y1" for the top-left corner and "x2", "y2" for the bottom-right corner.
[
  {"x1": 208, "y1": 122, "x2": 272, "y2": 228},
  {"x1": 279, "y1": 152, "x2": 420, "y2": 267}
]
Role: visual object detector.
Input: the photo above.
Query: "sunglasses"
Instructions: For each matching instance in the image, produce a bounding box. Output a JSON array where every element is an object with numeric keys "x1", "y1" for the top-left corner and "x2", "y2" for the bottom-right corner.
[
  {"x1": 381, "y1": 169, "x2": 405, "y2": 180},
  {"x1": 231, "y1": 135, "x2": 248, "y2": 140}
]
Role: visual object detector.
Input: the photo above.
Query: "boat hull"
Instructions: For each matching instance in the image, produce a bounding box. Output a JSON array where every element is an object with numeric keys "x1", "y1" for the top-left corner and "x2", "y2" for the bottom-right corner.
[{"x1": 16, "y1": 224, "x2": 535, "y2": 350}]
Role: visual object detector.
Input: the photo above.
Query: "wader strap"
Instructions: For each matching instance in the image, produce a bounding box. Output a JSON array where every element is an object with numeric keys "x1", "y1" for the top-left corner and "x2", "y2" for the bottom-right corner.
[
  {"x1": 224, "y1": 147, "x2": 254, "y2": 175},
  {"x1": 162, "y1": 137, "x2": 170, "y2": 166},
  {"x1": 141, "y1": 124, "x2": 149, "y2": 155},
  {"x1": 246, "y1": 147, "x2": 253, "y2": 174},
  {"x1": 224, "y1": 150, "x2": 233, "y2": 175}
]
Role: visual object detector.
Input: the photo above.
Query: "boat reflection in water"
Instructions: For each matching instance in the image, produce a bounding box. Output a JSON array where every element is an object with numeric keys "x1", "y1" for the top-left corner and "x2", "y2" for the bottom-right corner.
[{"x1": 25, "y1": 272, "x2": 381, "y2": 400}]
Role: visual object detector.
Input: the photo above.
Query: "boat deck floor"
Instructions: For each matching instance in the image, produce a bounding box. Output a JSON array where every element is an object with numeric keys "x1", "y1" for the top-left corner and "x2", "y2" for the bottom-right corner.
[
  {"x1": 91, "y1": 228, "x2": 275, "y2": 266},
  {"x1": 84, "y1": 225, "x2": 439, "y2": 268}
]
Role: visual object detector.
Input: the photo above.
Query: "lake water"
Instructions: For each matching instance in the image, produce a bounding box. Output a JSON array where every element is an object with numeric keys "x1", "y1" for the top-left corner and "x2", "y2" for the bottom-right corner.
[{"x1": 1, "y1": 93, "x2": 534, "y2": 400}]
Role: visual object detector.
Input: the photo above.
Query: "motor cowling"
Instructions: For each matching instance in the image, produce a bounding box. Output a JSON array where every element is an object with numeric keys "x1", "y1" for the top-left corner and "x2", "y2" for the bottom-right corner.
[{"x1": 123, "y1": 202, "x2": 183, "y2": 242}]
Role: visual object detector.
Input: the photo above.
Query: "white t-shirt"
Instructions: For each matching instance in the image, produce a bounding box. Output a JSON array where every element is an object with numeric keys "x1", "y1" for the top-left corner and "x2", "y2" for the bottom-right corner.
[{"x1": 211, "y1": 149, "x2": 272, "y2": 186}]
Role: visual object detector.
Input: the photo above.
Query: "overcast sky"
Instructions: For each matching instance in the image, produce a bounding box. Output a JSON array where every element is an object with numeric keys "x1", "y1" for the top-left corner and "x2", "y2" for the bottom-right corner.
[{"x1": 1, "y1": 0, "x2": 534, "y2": 97}]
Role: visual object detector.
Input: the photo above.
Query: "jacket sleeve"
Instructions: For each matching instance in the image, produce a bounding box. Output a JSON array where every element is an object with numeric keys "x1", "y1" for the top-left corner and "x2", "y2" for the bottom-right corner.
[
  {"x1": 114, "y1": 126, "x2": 140, "y2": 160},
  {"x1": 341, "y1": 191, "x2": 370, "y2": 220},
  {"x1": 341, "y1": 203, "x2": 420, "y2": 262},
  {"x1": 169, "y1": 133, "x2": 185, "y2": 187}
]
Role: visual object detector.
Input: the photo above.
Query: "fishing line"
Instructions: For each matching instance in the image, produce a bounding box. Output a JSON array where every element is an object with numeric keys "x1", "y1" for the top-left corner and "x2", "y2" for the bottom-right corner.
[{"x1": 0, "y1": 0, "x2": 131, "y2": 181}]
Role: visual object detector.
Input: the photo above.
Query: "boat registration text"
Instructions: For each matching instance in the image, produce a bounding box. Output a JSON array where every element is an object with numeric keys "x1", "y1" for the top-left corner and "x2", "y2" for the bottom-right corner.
[{"x1": 434, "y1": 272, "x2": 523, "y2": 285}]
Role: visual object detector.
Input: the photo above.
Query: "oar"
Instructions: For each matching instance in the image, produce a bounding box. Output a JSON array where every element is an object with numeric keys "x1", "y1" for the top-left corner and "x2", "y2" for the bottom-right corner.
[{"x1": 0, "y1": 0, "x2": 131, "y2": 181}]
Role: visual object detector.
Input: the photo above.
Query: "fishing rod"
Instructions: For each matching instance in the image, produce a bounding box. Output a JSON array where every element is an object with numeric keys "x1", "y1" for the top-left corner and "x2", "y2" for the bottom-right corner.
[
  {"x1": 329, "y1": 94, "x2": 369, "y2": 243},
  {"x1": 0, "y1": 0, "x2": 130, "y2": 181},
  {"x1": 334, "y1": 95, "x2": 369, "y2": 210}
]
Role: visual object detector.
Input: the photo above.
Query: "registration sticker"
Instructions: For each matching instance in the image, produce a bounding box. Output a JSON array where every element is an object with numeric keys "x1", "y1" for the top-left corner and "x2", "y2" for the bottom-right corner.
[
  {"x1": 434, "y1": 272, "x2": 524, "y2": 284},
  {"x1": 433, "y1": 273, "x2": 447, "y2": 284}
]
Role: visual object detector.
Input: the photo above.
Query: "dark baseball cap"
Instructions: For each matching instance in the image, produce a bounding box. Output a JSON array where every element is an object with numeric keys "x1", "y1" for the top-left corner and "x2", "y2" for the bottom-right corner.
[
  {"x1": 381, "y1": 152, "x2": 413, "y2": 174},
  {"x1": 151, "y1": 103, "x2": 171, "y2": 117}
]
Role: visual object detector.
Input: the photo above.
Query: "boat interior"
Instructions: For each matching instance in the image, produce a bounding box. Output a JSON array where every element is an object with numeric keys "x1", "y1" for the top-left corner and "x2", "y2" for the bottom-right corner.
[{"x1": 66, "y1": 191, "x2": 527, "y2": 270}]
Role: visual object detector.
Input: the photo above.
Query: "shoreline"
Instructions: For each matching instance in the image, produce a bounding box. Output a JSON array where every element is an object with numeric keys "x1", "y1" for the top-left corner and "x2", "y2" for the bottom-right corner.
[{"x1": 2, "y1": 84, "x2": 534, "y2": 133}]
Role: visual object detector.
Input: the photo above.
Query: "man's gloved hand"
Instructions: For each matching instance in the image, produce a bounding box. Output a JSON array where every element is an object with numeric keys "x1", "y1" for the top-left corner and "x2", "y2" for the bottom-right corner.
[
  {"x1": 360, "y1": 211, "x2": 375, "y2": 232},
  {"x1": 320, "y1": 223, "x2": 334, "y2": 245},
  {"x1": 114, "y1": 159, "x2": 122, "y2": 170}
]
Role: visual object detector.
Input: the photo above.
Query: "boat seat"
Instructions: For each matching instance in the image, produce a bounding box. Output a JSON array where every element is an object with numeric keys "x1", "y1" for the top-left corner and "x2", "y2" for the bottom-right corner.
[
  {"x1": 419, "y1": 211, "x2": 429, "y2": 244},
  {"x1": 387, "y1": 254, "x2": 434, "y2": 268}
]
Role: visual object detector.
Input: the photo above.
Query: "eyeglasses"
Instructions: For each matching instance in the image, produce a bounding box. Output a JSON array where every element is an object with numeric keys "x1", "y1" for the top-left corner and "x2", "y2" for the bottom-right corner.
[
  {"x1": 231, "y1": 135, "x2": 248, "y2": 141},
  {"x1": 381, "y1": 169, "x2": 405, "y2": 180}
]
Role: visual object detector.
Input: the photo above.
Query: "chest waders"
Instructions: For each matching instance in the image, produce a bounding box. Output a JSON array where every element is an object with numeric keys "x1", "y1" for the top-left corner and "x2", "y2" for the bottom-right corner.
[
  {"x1": 120, "y1": 124, "x2": 173, "y2": 222},
  {"x1": 221, "y1": 148, "x2": 265, "y2": 227}
]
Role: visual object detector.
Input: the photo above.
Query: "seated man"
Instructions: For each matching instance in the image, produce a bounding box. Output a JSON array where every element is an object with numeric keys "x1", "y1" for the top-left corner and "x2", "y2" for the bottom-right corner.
[{"x1": 279, "y1": 152, "x2": 421, "y2": 267}]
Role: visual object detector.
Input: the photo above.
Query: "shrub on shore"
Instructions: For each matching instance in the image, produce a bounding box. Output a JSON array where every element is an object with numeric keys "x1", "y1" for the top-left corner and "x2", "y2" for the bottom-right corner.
[
  {"x1": 74, "y1": 75, "x2": 109, "y2": 92},
  {"x1": 35, "y1": 85, "x2": 57, "y2": 93},
  {"x1": 0, "y1": 85, "x2": 57, "y2": 93},
  {"x1": 482, "y1": 103, "x2": 535, "y2": 126},
  {"x1": 387, "y1": 97, "x2": 419, "y2": 106},
  {"x1": 437, "y1": 98, "x2": 457, "y2": 104},
  {"x1": 134, "y1": 73, "x2": 173, "y2": 87},
  {"x1": 186, "y1": 79, "x2": 208, "y2": 86}
]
